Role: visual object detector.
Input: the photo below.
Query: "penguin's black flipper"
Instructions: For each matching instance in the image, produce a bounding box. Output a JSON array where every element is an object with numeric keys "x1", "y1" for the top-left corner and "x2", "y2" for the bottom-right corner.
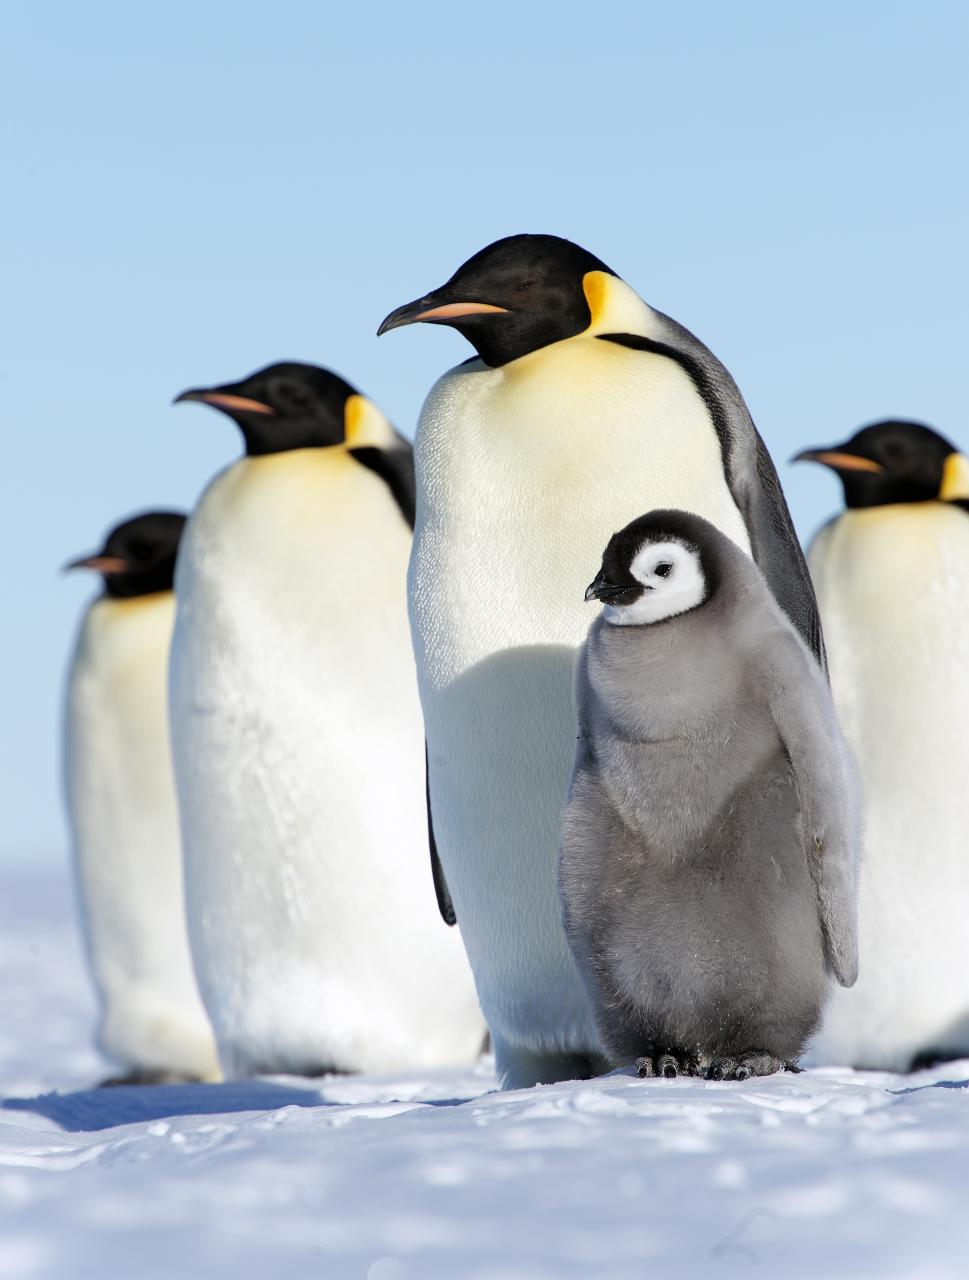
[
  {"x1": 426, "y1": 743, "x2": 456, "y2": 925},
  {"x1": 597, "y1": 331, "x2": 826, "y2": 672},
  {"x1": 745, "y1": 432, "x2": 827, "y2": 673},
  {"x1": 348, "y1": 446, "x2": 416, "y2": 530}
]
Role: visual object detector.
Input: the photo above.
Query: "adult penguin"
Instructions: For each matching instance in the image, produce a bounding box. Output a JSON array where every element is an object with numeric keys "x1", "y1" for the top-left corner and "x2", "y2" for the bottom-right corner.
[
  {"x1": 169, "y1": 362, "x2": 484, "y2": 1077},
  {"x1": 378, "y1": 233, "x2": 822, "y2": 1088},
  {"x1": 796, "y1": 419, "x2": 969, "y2": 1070},
  {"x1": 64, "y1": 511, "x2": 220, "y2": 1084}
]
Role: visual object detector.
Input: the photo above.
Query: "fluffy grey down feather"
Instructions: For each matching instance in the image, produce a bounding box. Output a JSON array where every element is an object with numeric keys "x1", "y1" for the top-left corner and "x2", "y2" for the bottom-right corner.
[{"x1": 559, "y1": 512, "x2": 860, "y2": 1074}]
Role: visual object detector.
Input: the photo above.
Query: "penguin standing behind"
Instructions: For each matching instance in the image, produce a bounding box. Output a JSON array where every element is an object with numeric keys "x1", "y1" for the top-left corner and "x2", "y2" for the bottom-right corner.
[
  {"x1": 169, "y1": 362, "x2": 484, "y2": 1077},
  {"x1": 560, "y1": 511, "x2": 859, "y2": 1080},
  {"x1": 64, "y1": 512, "x2": 220, "y2": 1084},
  {"x1": 379, "y1": 234, "x2": 824, "y2": 1088},
  {"x1": 796, "y1": 421, "x2": 969, "y2": 1070}
]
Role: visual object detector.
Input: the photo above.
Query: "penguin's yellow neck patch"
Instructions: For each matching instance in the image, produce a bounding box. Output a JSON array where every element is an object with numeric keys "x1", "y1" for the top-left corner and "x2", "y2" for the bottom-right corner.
[
  {"x1": 344, "y1": 394, "x2": 396, "y2": 449},
  {"x1": 582, "y1": 271, "x2": 655, "y2": 336},
  {"x1": 97, "y1": 590, "x2": 174, "y2": 619},
  {"x1": 940, "y1": 452, "x2": 969, "y2": 502}
]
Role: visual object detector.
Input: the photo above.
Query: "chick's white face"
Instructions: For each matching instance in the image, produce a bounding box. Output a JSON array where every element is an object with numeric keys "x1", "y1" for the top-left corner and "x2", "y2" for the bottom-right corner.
[{"x1": 604, "y1": 540, "x2": 706, "y2": 626}]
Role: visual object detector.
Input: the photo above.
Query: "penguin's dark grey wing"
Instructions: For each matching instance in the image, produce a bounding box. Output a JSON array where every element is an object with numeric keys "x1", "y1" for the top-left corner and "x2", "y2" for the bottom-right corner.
[
  {"x1": 746, "y1": 433, "x2": 826, "y2": 670},
  {"x1": 598, "y1": 330, "x2": 826, "y2": 670},
  {"x1": 426, "y1": 743, "x2": 456, "y2": 925},
  {"x1": 348, "y1": 445, "x2": 416, "y2": 529},
  {"x1": 756, "y1": 624, "x2": 860, "y2": 987}
]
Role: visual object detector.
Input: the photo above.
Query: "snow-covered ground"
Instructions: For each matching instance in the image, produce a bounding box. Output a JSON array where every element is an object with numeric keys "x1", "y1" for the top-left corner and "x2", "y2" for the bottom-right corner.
[{"x1": 1, "y1": 866, "x2": 967, "y2": 1280}]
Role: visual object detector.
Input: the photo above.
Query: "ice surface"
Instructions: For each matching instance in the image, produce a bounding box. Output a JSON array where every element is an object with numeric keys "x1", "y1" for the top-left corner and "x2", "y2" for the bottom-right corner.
[{"x1": 2, "y1": 866, "x2": 967, "y2": 1279}]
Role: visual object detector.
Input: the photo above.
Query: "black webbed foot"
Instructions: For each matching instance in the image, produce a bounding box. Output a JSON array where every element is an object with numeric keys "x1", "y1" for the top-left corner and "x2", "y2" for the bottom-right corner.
[
  {"x1": 910, "y1": 1049, "x2": 968, "y2": 1073},
  {"x1": 99, "y1": 1068, "x2": 204, "y2": 1088},
  {"x1": 707, "y1": 1051, "x2": 783, "y2": 1082}
]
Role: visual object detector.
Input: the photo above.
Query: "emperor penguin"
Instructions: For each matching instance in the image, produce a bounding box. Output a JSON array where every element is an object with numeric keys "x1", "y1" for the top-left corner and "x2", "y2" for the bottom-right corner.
[
  {"x1": 169, "y1": 362, "x2": 484, "y2": 1078},
  {"x1": 378, "y1": 234, "x2": 824, "y2": 1088},
  {"x1": 560, "y1": 511, "x2": 859, "y2": 1080},
  {"x1": 796, "y1": 420, "x2": 969, "y2": 1070},
  {"x1": 64, "y1": 512, "x2": 220, "y2": 1084}
]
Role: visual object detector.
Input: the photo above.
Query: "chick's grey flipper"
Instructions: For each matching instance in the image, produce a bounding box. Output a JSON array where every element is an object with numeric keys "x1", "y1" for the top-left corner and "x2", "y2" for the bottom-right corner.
[
  {"x1": 758, "y1": 625, "x2": 860, "y2": 986},
  {"x1": 426, "y1": 743, "x2": 456, "y2": 926},
  {"x1": 348, "y1": 446, "x2": 416, "y2": 529},
  {"x1": 598, "y1": 331, "x2": 825, "y2": 669}
]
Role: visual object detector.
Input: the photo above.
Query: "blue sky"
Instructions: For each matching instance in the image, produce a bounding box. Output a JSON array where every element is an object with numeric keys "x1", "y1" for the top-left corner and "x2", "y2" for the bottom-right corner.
[{"x1": 3, "y1": 1, "x2": 967, "y2": 860}]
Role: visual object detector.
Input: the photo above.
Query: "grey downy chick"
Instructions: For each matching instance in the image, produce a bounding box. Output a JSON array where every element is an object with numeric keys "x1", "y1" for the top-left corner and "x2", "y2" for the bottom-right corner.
[{"x1": 559, "y1": 510, "x2": 860, "y2": 1081}]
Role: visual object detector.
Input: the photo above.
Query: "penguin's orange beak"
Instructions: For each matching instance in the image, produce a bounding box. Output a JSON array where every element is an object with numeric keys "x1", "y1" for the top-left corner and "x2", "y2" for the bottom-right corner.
[
  {"x1": 174, "y1": 390, "x2": 275, "y2": 415},
  {"x1": 64, "y1": 555, "x2": 128, "y2": 575},
  {"x1": 378, "y1": 297, "x2": 508, "y2": 335},
  {"x1": 792, "y1": 449, "x2": 884, "y2": 475}
]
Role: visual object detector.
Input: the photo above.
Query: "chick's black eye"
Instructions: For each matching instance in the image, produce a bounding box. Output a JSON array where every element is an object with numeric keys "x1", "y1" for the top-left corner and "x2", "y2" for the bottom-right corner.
[
  {"x1": 515, "y1": 279, "x2": 537, "y2": 293},
  {"x1": 654, "y1": 563, "x2": 673, "y2": 578}
]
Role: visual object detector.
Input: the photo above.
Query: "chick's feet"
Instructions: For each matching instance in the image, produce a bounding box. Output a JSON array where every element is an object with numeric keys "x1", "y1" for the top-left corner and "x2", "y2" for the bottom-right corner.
[
  {"x1": 706, "y1": 1051, "x2": 784, "y2": 1082},
  {"x1": 635, "y1": 1049, "x2": 700, "y2": 1079}
]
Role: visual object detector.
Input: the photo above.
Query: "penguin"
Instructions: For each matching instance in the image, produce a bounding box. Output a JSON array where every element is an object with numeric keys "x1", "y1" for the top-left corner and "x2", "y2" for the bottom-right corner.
[
  {"x1": 795, "y1": 420, "x2": 969, "y2": 1070},
  {"x1": 169, "y1": 361, "x2": 484, "y2": 1078},
  {"x1": 559, "y1": 510, "x2": 860, "y2": 1080},
  {"x1": 64, "y1": 511, "x2": 220, "y2": 1085},
  {"x1": 378, "y1": 234, "x2": 824, "y2": 1088}
]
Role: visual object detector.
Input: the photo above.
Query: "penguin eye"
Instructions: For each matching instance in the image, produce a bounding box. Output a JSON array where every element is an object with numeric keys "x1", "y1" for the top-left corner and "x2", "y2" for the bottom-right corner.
[
  {"x1": 654, "y1": 563, "x2": 673, "y2": 578},
  {"x1": 515, "y1": 279, "x2": 537, "y2": 293}
]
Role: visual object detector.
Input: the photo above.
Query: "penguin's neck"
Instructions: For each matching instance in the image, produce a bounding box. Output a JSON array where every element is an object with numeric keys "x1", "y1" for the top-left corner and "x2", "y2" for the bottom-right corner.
[
  {"x1": 411, "y1": 298, "x2": 751, "y2": 685},
  {"x1": 581, "y1": 271, "x2": 658, "y2": 338}
]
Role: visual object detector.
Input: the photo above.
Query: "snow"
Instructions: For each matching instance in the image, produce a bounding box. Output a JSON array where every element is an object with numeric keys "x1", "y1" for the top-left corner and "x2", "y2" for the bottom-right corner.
[{"x1": 2, "y1": 867, "x2": 968, "y2": 1280}]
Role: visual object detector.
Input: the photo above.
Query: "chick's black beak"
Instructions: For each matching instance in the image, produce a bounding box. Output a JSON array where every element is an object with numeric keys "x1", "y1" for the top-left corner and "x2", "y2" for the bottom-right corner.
[
  {"x1": 378, "y1": 294, "x2": 509, "y2": 336},
  {"x1": 585, "y1": 570, "x2": 611, "y2": 603}
]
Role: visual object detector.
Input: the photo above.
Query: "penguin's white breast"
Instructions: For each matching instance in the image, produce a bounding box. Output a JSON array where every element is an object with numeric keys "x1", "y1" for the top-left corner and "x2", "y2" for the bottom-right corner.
[
  {"x1": 812, "y1": 504, "x2": 969, "y2": 798},
  {"x1": 411, "y1": 329, "x2": 752, "y2": 689},
  {"x1": 176, "y1": 449, "x2": 415, "y2": 716},
  {"x1": 809, "y1": 503, "x2": 969, "y2": 1056},
  {"x1": 810, "y1": 505, "x2": 969, "y2": 940},
  {"x1": 68, "y1": 594, "x2": 177, "y2": 819}
]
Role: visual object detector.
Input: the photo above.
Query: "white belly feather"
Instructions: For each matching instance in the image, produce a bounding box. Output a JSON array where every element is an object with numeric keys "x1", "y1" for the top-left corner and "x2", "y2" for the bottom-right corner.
[
  {"x1": 808, "y1": 504, "x2": 969, "y2": 1069},
  {"x1": 65, "y1": 594, "x2": 219, "y2": 1079},
  {"x1": 170, "y1": 448, "x2": 483, "y2": 1076},
  {"x1": 410, "y1": 283, "x2": 752, "y2": 1058}
]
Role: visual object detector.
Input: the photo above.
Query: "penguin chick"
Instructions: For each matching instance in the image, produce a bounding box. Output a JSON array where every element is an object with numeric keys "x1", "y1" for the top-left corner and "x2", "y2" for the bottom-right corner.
[
  {"x1": 64, "y1": 512, "x2": 220, "y2": 1085},
  {"x1": 560, "y1": 510, "x2": 860, "y2": 1081},
  {"x1": 796, "y1": 420, "x2": 969, "y2": 1071}
]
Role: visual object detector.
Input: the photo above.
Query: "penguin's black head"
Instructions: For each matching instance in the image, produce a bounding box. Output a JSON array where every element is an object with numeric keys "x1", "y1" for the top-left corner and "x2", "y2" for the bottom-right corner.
[
  {"x1": 794, "y1": 420, "x2": 969, "y2": 509},
  {"x1": 65, "y1": 511, "x2": 187, "y2": 599},
  {"x1": 174, "y1": 362, "x2": 360, "y2": 456},
  {"x1": 377, "y1": 234, "x2": 617, "y2": 367},
  {"x1": 585, "y1": 510, "x2": 723, "y2": 627}
]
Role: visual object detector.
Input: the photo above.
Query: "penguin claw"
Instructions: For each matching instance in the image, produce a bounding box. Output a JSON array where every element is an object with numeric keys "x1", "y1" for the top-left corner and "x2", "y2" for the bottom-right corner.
[
  {"x1": 636, "y1": 1050, "x2": 694, "y2": 1079},
  {"x1": 708, "y1": 1052, "x2": 784, "y2": 1082},
  {"x1": 707, "y1": 1057, "x2": 736, "y2": 1081}
]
